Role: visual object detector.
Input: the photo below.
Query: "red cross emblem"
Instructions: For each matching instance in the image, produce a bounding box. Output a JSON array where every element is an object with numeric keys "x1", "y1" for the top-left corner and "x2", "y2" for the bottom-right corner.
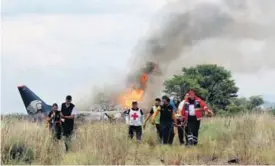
[{"x1": 131, "y1": 112, "x2": 139, "y2": 120}]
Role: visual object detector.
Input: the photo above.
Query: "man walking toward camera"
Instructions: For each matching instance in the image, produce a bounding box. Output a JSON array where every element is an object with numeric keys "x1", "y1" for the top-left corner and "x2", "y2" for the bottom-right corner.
[
  {"x1": 152, "y1": 96, "x2": 177, "y2": 145},
  {"x1": 181, "y1": 90, "x2": 214, "y2": 146},
  {"x1": 124, "y1": 101, "x2": 144, "y2": 142},
  {"x1": 61, "y1": 95, "x2": 77, "y2": 151},
  {"x1": 176, "y1": 93, "x2": 189, "y2": 145},
  {"x1": 47, "y1": 103, "x2": 62, "y2": 140},
  {"x1": 143, "y1": 98, "x2": 162, "y2": 142}
]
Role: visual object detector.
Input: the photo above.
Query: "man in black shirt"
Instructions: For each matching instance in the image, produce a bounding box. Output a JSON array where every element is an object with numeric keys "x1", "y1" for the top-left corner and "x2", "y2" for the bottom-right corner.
[
  {"x1": 47, "y1": 103, "x2": 62, "y2": 140},
  {"x1": 152, "y1": 96, "x2": 177, "y2": 145},
  {"x1": 61, "y1": 95, "x2": 77, "y2": 151}
]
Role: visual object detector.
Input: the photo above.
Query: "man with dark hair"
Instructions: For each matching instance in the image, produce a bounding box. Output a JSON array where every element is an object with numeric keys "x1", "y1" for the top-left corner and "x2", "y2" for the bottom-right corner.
[
  {"x1": 143, "y1": 98, "x2": 162, "y2": 142},
  {"x1": 181, "y1": 90, "x2": 214, "y2": 146},
  {"x1": 124, "y1": 101, "x2": 144, "y2": 142},
  {"x1": 61, "y1": 95, "x2": 77, "y2": 151},
  {"x1": 152, "y1": 96, "x2": 177, "y2": 145},
  {"x1": 47, "y1": 103, "x2": 62, "y2": 140}
]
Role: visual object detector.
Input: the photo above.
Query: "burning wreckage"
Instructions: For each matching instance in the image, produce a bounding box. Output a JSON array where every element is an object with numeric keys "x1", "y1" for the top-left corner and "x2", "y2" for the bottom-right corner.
[
  {"x1": 78, "y1": 62, "x2": 161, "y2": 123},
  {"x1": 15, "y1": 62, "x2": 161, "y2": 124},
  {"x1": 119, "y1": 61, "x2": 161, "y2": 109}
]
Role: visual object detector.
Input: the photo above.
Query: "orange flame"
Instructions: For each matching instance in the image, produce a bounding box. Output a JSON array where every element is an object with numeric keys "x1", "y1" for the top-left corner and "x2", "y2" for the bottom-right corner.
[
  {"x1": 140, "y1": 73, "x2": 148, "y2": 89},
  {"x1": 119, "y1": 73, "x2": 148, "y2": 109},
  {"x1": 120, "y1": 89, "x2": 144, "y2": 109}
]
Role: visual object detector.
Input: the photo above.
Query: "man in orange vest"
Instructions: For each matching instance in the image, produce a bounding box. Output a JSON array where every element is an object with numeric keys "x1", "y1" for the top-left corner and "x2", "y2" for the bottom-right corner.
[{"x1": 181, "y1": 90, "x2": 214, "y2": 146}]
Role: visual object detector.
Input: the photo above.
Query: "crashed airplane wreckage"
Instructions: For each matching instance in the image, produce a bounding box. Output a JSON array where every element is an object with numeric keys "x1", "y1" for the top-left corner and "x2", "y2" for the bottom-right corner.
[{"x1": 16, "y1": 61, "x2": 161, "y2": 124}]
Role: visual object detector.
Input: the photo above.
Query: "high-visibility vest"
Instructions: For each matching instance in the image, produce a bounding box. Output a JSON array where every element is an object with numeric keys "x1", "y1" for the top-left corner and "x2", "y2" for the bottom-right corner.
[
  {"x1": 152, "y1": 106, "x2": 160, "y2": 124},
  {"x1": 181, "y1": 97, "x2": 209, "y2": 121}
]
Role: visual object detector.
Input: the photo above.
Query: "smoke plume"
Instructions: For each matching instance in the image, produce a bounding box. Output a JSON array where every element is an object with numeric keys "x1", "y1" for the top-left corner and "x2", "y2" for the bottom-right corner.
[
  {"x1": 79, "y1": 0, "x2": 275, "y2": 110},
  {"x1": 128, "y1": 0, "x2": 275, "y2": 105}
]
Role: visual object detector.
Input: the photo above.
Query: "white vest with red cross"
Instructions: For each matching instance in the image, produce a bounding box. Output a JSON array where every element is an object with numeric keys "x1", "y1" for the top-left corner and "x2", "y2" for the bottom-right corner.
[{"x1": 128, "y1": 109, "x2": 143, "y2": 126}]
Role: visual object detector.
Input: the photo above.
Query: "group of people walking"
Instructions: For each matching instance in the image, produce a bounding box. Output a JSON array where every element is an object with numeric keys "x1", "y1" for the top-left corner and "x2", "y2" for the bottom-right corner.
[
  {"x1": 47, "y1": 95, "x2": 77, "y2": 151},
  {"x1": 47, "y1": 89, "x2": 214, "y2": 151},
  {"x1": 124, "y1": 90, "x2": 214, "y2": 145}
]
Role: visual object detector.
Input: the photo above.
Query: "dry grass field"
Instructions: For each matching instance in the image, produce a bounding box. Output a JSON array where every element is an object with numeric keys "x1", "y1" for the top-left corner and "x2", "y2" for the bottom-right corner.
[{"x1": 1, "y1": 113, "x2": 275, "y2": 165}]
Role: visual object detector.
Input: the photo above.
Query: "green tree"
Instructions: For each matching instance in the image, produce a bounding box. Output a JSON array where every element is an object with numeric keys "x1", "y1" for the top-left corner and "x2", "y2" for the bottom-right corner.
[
  {"x1": 164, "y1": 64, "x2": 238, "y2": 110},
  {"x1": 224, "y1": 97, "x2": 248, "y2": 115},
  {"x1": 230, "y1": 97, "x2": 248, "y2": 107},
  {"x1": 247, "y1": 96, "x2": 264, "y2": 110}
]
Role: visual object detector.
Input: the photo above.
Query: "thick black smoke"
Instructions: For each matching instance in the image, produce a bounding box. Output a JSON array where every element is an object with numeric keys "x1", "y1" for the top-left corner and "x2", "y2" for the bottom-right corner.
[
  {"x1": 79, "y1": 0, "x2": 275, "y2": 110},
  {"x1": 127, "y1": 0, "x2": 275, "y2": 106}
]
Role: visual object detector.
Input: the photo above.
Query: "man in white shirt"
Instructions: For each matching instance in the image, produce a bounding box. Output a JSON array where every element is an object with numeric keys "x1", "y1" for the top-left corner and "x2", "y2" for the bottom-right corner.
[
  {"x1": 176, "y1": 93, "x2": 189, "y2": 145},
  {"x1": 124, "y1": 101, "x2": 144, "y2": 142}
]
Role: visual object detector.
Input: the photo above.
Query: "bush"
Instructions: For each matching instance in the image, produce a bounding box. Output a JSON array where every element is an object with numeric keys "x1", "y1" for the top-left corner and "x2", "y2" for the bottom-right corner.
[{"x1": 2, "y1": 142, "x2": 34, "y2": 164}]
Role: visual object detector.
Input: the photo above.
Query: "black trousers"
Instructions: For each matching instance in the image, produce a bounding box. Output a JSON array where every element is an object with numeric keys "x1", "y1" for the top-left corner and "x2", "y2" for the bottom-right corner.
[
  {"x1": 160, "y1": 123, "x2": 174, "y2": 145},
  {"x1": 177, "y1": 119, "x2": 185, "y2": 145},
  {"x1": 62, "y1": 127, "x2": 73, "y2": 152},
  {"x1": 155, "y1": 124, "x2": 162, "y2": 142},
  {"x1": 52, "y1": 124, "x2": 62, "y2": 140},
  {"x1": 128, "y1": 126, "x2": 142, "y2": 141},
  {"x1": 185, "y1": 116, "x2": 201, "y2": 145}
]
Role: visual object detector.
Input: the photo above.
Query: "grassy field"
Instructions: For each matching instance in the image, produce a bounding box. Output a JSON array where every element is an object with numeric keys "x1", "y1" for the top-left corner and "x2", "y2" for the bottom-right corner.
[{"x1": 1, "y1": 113, "x2": 275, "y2": 165}]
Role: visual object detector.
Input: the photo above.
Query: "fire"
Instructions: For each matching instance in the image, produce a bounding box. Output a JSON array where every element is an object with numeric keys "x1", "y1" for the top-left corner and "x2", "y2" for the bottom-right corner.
[
  {"x1": 119, "y1": 73, "x2": 148, "y2": 109},
  {"x1": 120, "y1": 88, "x2": 144, "y2": 109},
  {"x1": 118, "y1": 62, "x2": 160, "y2": 109},
  {"x1": 140, "y1": 73, "x2": 148, "y2": 89}
]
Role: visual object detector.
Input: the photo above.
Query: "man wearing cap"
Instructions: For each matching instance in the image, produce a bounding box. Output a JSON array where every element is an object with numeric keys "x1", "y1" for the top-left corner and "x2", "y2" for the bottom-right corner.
[
  {"x1": 61, "y1": 95, "x2": 77, "y2": 151},
  {"x1": 181, "y1": 90, "x2": 214, "y2": 146}
]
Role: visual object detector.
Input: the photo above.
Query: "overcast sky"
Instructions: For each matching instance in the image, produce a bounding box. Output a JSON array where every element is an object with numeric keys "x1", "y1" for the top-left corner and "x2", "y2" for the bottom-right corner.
[{"x1": 2, "y1": 0, "x2": 275, "y2": 114}]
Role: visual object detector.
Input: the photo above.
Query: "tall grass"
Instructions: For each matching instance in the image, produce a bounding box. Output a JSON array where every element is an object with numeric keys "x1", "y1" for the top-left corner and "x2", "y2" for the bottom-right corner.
[{"x1": 1, "y1": 113, "x2": 275, "y2": 165}]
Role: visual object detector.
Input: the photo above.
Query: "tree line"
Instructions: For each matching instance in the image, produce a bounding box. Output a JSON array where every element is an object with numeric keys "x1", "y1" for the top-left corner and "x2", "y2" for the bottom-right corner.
[{"x1": 164, "y1": 64, "x2": 267, "y2": 116}]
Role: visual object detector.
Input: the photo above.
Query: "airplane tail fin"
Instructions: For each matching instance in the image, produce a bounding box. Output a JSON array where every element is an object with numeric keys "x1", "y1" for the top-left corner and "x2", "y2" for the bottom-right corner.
[{"x1": 17, "y1": 85, "x2": 51, "y2": 115}]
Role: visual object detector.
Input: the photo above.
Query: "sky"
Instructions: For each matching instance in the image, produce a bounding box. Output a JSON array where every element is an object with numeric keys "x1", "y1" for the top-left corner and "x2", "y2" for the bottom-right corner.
[{"x1": 1, "y1": 0, "x2": 275, "y2": 114}]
